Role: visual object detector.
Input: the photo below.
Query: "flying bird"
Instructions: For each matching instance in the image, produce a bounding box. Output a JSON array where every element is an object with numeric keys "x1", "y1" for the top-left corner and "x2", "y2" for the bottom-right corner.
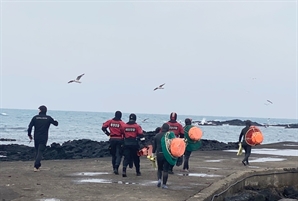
[
  {"x1": 68, "y1": 74, "x2": 85, "y2": 84},
  {"x1": 267, "y1": 100, "x2": 273, "y2": 104},
  {"x1": 153, "y1": 83, "x2": 165, "y2": 91},
  {"x1": 142, "y1": 118, "x2": 149, "y2": 122}
]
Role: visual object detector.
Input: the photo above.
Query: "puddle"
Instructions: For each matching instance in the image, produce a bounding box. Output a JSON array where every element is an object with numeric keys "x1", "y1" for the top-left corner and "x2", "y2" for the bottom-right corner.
[
  {"x1": 224, "y1": 149, "x2": 298, "y2": 157},
  {"x1": 76, "y1": 179, "x2": 156, "y2": 186},
  {"x1": 198, "y1": 167, "x2": 221, "y2": 170},
  {"x1": 205, "y1": 159, "x2": 223, "y2": 162},
  {"x1": 72, "y1": 172, "x2": 109, "y2": 176},
  {"x1": 177, "y1": 173, "x2": 222, "y2": 177},
  {"x1": 38, "y1": 199, "x2": 61, "y2": 201},
  {"x1": 76, "y1": 178, "x2": 112, "y2": 184},
  {"x1": 249, "y1": 157, "x2": 286, "y2": 162},
  {"x1": 247, "y1": 166, "x2": 260, "y2": 169}
]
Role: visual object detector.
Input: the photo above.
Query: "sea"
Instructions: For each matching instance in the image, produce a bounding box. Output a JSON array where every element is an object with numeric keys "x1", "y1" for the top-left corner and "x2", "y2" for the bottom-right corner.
[{"x1": 0, "y1": 109, "x2": 297, "y2": 147}]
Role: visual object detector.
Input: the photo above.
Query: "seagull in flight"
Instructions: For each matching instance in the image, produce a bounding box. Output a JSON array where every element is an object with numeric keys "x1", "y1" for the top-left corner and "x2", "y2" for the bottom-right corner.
[
  {"x1": 267, "y1": 100, "x2": 273, "y2": 104},
  {"x1": 154, "y1": 83, "x2": 165, "y2": 91},
  {"x1": 68, "y1": 74, "x2": 85, "y2": 84}
]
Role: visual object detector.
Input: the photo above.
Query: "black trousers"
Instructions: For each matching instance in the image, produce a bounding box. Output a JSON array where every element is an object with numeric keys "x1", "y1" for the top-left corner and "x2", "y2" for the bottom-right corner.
[
  {"x1": 122, "y1": 145, "x2": 140, "y2": 173},
  {"x1": 34, "y1": 141, "x2": 46, "y2": 169},
  {"x1": 182, "y1": 150, "x2": 192, "y2": 170},
  {"x1": 156, "y1": 153, "x2": 170, "y2": 185},
  {"x1": 109, "y1": 139, "x2": 123, "y2": 169},
  {"x1": 242, "y1": 144, "x2": 252, "y2": 164}
]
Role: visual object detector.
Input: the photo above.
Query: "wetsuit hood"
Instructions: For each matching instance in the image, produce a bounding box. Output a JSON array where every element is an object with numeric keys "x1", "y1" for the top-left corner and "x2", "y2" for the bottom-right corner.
[
  {"x1": 38, "y1": 105, "x2": 47, "y2": 115},
  {"x1": 113, "y1": 111, "x2": 122, "y2": 121},
  {"x1": 161, "y1": 123, "x2": 169, "y2": 132},
  {"x1": 169, "y1": 112, "x2": 177, "y2": 123},
  {"x1": 185, "y1": 118, "x2": 192, "y2": 125}
]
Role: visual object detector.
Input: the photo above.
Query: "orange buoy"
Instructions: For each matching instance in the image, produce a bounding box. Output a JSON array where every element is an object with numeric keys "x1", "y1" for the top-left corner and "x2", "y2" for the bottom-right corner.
[
  {"x1": 245, "y1": 126, "x2": 264, "y2": 146},
  {"x1": 188, "y1": 126, "x2": 203, "y2": 141},
  {"x1": 169, "y1": 138, "x2": 186, "y2": 157}
]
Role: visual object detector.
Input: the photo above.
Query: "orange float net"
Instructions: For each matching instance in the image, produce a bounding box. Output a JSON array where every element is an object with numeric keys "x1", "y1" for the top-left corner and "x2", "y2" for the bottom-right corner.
[
  {"x1": 188, "y1": 126, "x2": 203, "y2": 141},
  {"x1": 169, "y1": 138, "x2": 186, "y2": 157},
  {"x1": 245, "y1": 126, "x2": 264, "y2": 146}
]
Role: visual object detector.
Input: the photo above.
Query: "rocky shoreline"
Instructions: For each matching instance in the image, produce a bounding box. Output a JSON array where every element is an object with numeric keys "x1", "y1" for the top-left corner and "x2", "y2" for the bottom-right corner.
[
  {"x1": 0, "y1": 131, "x2": 238, "y2": 161},
  {"x1": 193, "y1": 119, "x2": 298, "y2": 128}
]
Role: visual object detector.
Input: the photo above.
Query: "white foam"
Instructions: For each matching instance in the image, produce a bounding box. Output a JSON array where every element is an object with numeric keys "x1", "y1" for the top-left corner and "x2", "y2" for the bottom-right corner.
[
  {"x1": 0, "y1": 155, "x2": 7, "y2": 158},
  {"x1": 38, "y1": 199, "x2": 61, "y2": 201}
]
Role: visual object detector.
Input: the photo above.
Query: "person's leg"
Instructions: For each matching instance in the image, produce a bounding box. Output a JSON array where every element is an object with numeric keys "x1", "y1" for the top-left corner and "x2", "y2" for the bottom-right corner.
[
  {"x1": 156, "y1": 153, "x2": 163, "y2": 187},
  {"x1": 242, "y1": 144, "x2": 248, "y2": 166},
  {"x1": 168, "y1": 164, "x2": 174, "y2": 174},
  {"x1": 183, "y1": 150, "x2": 191, "y2": 171},
  {"x1": 122, "y1": 146, "x2": 130, "y2": 177},
  {"x1": 114, "y1": 141, "x2": 123, "y2": 174},
  {"x1": 245, "y1": 146, "x2": 252, "y2": 165},
  {"x1": 132, "y1": 146, "x2": 141, "y2": 175},
  {"x1": 162, "y1": 158, "x2": 170, "y2": 189},
  {"x1": 109, "y1": 141, "x2": 117, "y2": 171},
  {"x1": 34, "y1": 143, "x2": 46, "y2": 170}
]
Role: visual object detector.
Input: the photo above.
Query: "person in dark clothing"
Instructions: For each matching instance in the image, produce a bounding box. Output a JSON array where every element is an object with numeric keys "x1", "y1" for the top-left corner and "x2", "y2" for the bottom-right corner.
[
  {"x1": 27, "y1": 105, "x2": 58, "y2": 172},
  {"x1": 102, "y1": 111, "x2": 126, "y2": 175},
  {"x1": 166, "y1": 112, "x2": 184, "y2": 174},
  {"x1": 238, "y1": 120, "x2": 252, "y2": 166},
  {"x1": 153, "y1": 123, "x2": 171, "y2": 189},
  {"x1": 182, "y1": 118, "x2": 202, "y2": 171},
  {"x1": 122, "y1": 113, "x2": 145, "y2": 177},
  {"x1": 183, "y1": 118, "x2": 192, "y2": 171}
]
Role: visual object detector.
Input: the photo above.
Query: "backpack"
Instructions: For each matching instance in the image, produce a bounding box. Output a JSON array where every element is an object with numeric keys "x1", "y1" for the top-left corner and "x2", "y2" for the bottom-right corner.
[{"x1": 188, "y1": 126, "x2": 203, "y2": 141}]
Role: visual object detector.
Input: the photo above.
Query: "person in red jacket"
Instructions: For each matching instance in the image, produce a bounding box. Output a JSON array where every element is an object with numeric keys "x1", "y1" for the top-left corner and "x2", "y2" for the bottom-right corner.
[
  {"x1": 102, "y1": 111, "x2": 126, "y2": 175},
  {"x1": 122, "y1": 113, "x2": 145, "y2": 177},
  {"x1": 167, "y1": 112, "x2": 184, "y2": 174}
]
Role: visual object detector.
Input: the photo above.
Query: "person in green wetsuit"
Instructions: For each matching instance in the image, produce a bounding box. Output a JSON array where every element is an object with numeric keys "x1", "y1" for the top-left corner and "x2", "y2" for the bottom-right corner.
[{"x1": 182, "y1": 118, "x2": 202, "y2": 172}]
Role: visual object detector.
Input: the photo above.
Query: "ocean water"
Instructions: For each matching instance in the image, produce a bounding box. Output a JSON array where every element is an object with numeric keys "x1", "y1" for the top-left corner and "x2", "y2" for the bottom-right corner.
[{"x1": 0, "y1": 109, "x2": 297, "y2": 147}]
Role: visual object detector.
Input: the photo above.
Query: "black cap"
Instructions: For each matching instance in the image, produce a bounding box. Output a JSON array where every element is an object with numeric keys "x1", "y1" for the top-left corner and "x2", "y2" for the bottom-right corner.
[
  {"x1": 185, "y1": 118, "x2": 192, "y2": 125},
  {"x1": 161, "y1": 123, "x2": 169, "y2": 132},
  {"x1": 129, "y1": 113, "x2": 137, "y2": 121},
  {"x1": 38, "y1": 105, "x2": 47, "y2": 114}
]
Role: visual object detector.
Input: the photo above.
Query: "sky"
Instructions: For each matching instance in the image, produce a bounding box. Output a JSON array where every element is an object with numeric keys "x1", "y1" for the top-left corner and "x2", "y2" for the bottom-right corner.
[{"x1": 0, "y1": 0, "x2": 297, "y2": 119}]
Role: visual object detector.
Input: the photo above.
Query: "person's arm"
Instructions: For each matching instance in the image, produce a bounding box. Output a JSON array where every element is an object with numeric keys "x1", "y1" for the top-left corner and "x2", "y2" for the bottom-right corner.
[
  {"x1": 238, "y1": 129, "x2": 244, "y2": 143},
  {"x1": 102, "y1": 120, "x2": 110, "y2": 136},
  {"x1": 50, "y1": 117, "x2": 58, "y2": 126},
  {"x1": 152, "y1": 135, "x2": 157, "y2": 154},
  {"x1": 179, "y1": 124, "x2": 184, "y2": 138},
  {"x1": 27, "y1": 117, "x2": 35, "y2": 140}
]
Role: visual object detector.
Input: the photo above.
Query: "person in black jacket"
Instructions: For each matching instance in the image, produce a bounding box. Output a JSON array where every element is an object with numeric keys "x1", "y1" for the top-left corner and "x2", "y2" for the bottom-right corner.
[
  {"x1": 27, "y1": 105, "x2": 58, "y2": 172},
  {"x1": 238, "y1": 120, "x2": 252, "y2": 166},
  {"x1": 152, "y1": 123, "x2": 171, "y2": 189}
]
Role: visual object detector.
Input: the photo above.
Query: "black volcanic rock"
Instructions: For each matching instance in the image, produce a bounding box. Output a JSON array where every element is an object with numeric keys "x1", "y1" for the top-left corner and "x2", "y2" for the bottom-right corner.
[{"x1": 0, "y1": 137, "x2": 238, "y2": 162}]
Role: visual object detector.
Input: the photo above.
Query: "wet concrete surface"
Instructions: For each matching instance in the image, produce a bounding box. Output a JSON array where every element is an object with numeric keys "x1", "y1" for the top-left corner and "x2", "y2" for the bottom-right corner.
[{"x1": 0, "y1": 142, "x2": 297, "y2": 201}]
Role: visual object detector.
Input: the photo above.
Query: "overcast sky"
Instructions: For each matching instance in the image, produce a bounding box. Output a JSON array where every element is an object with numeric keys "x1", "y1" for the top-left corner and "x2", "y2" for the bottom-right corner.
[{"x1": 0, "y1": 0, "x2": 297, "y2": 119}]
